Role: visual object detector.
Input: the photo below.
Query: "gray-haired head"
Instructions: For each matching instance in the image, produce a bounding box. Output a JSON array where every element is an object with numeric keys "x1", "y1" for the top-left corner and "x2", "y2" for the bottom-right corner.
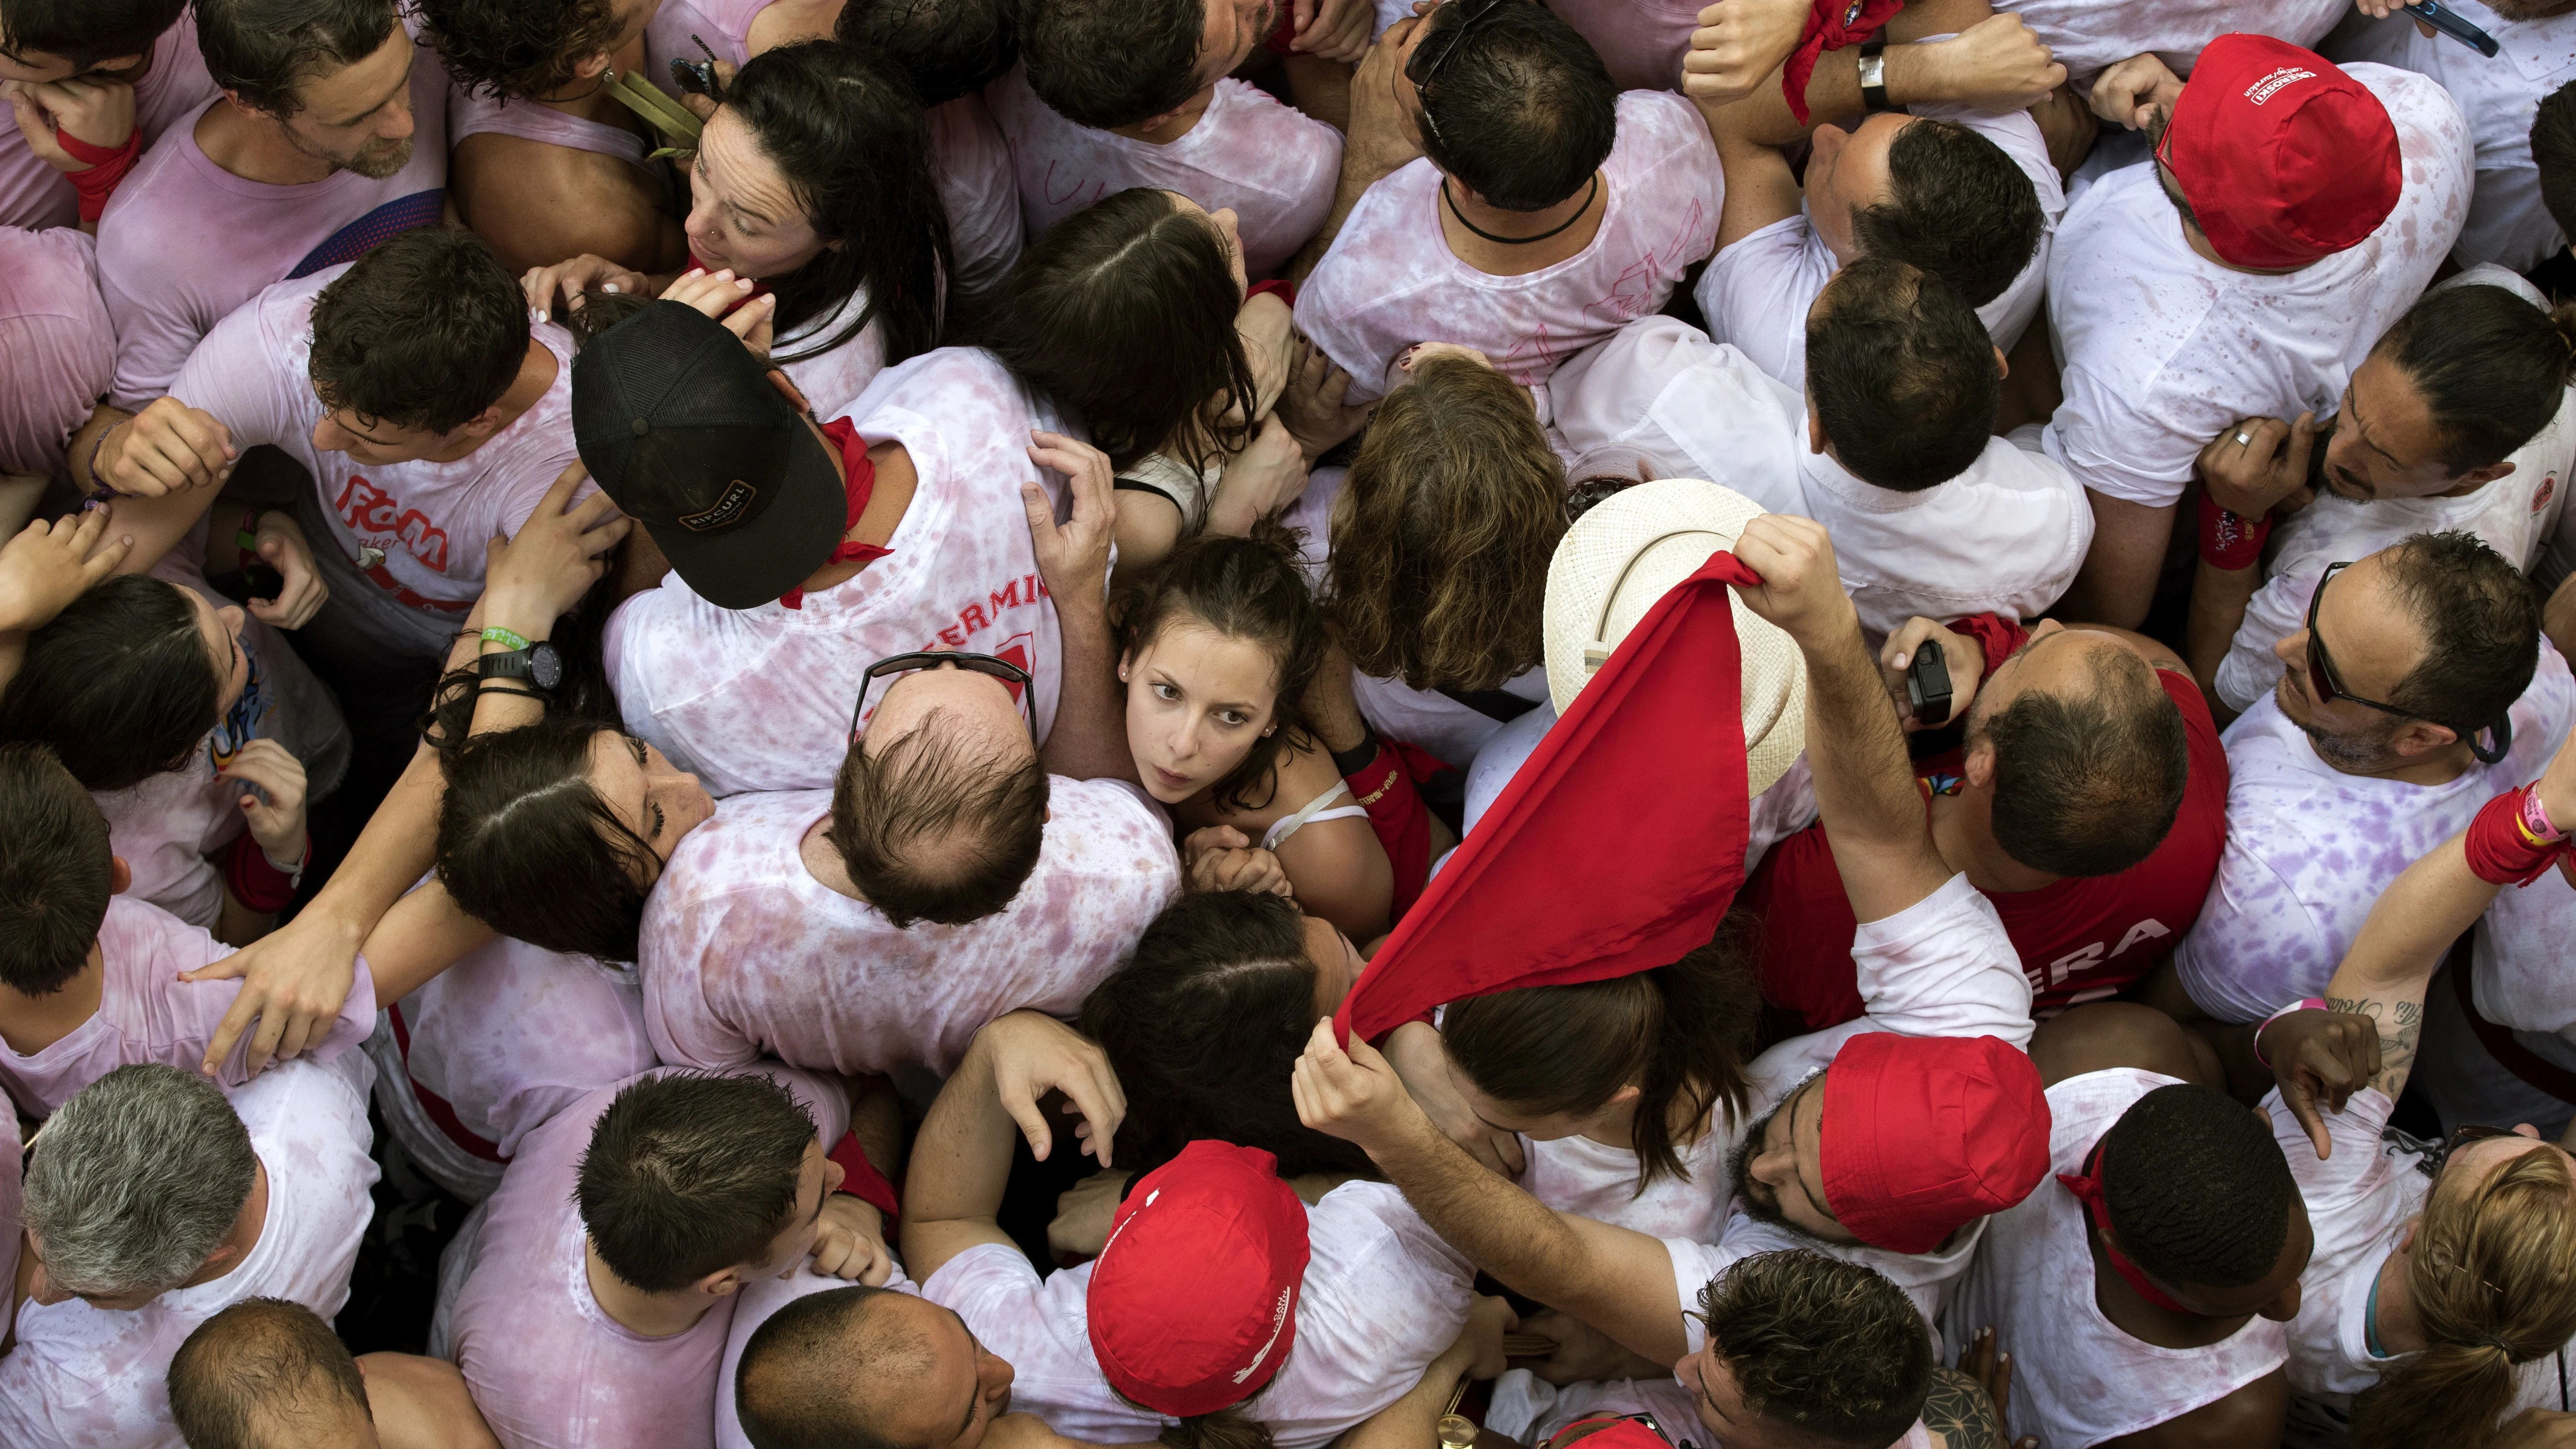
[{"x1": 23, "y1": 1064, "x2": 256, "y2": 1300}]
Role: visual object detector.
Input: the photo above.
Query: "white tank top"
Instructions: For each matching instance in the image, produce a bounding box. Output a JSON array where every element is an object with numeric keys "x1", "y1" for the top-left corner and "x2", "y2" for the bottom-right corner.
[{"x1": 1948, "y1": 1068, "x2": 2290, "y2": 1448}]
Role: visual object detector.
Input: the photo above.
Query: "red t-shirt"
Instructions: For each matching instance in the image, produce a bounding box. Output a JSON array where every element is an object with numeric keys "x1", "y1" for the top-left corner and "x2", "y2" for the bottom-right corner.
[{"x1": 1743, "y1": 668, "x2": 2228, "y2": 1026}]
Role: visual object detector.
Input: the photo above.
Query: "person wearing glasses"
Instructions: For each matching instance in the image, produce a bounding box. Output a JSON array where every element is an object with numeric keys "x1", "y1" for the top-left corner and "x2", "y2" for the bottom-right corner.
[
  {"x1": 2041, "y1": 36, "x2": 2471, "y2": 631},
  {"x1": 2159, "y1": 531, "x2": 2573, "y2": 1030},
  {"x1": 2238, "y1": 736, "x2": 2576, "y2": 1449},
  {"x1": 2188, "y1": 273, "x2": 2576, "y2": 723},
  {"x1": 629, "y1": 639, "x2": 1181, "y2": 1083},
  {"x1": 1291, "y1": 0, "x2": 1719, "y2": 403}
]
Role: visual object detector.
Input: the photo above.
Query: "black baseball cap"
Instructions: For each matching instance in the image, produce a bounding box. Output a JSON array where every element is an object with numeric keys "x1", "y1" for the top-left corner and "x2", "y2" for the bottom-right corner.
[{"x1": 571, "y1": 300, "x2": 847, "y2": 610}]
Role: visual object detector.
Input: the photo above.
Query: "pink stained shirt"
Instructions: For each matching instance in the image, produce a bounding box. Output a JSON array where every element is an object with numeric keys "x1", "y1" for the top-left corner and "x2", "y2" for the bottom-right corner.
[
  {"x1": 932, "y1": 94, "x2": 1026, "y2": 295},
  {"x1": 0, "y1": 1053, "x2": 381, "y2": 1449},
  {"x1": 1542, "y1": 0, "x2": 1707, "y2": 91},
  {"x1": 0, "y1": 14, "x2": 216, "y2": 232},
  {"x1": 167, "y1": 266, "x2": 584, "y2": 614},
  {"x1": 96, "y1": 42, "x2": 450, "y2": 409},
  {"x1": 436, "y1": 1063, "x2": 852, "y2": 1449},
  {"x1": 637, "y1": 782, "x2": 1181, "y2": 1077},
  {"x1": 983, "y1": 65, "x2": 1340, "y2": 277},
  {"x1": 0, "y1": 895, "x2": 378, "y2": 1117},
  {"x1": 603, "y1": 346, "x2": 1072, "y2": 798},
  {"x1": 0, "y1": 226, "x2": 111, "y2": 477},
  {"x1": 1295, "y1": 91, "x2": 1721, "y2": 403},
  {"x1": 389, "y1": 931, "x2": 658, "y2": 1161}
]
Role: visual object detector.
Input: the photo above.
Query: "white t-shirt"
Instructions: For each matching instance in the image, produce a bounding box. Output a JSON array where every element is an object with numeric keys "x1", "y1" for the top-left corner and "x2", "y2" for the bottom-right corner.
[
  {"x1": 366, "y1": 924, "x2": 658, "y2": 1203},
  {"x1": 1296, "y1": 91, "x2": 1722, "y2": 403},
  {"x1": 1992, "y1": 0, "x2": 2350, "y2": 83},
  {"x1": 1519, "y1": 1110, "x2": 1731, "y2": 1245},
  {"x1": 930, "y1": 94, "x2": 1026, "y2": 297},
  {"x1": 2042, "y1": 65, "x2": 2472, "y2": 511},
  {"x1": 983, "y1": 66, "x2": 1340, "y2": 278},
  {"x1": 920, "y1": 1181, "x2": 1474, "y2": 1449},
  {"x1": 1696, "y1": 102, "x2": 2064, "y2": 395},
  {"x1": 0, "y1": 226, "x2": 115, "y2": 479},
  {"x1": 436, "y1": 1063, "x2": 852, "y2": 1449},
  {"x1": 1350, "y1": 666, "x2": 1551, "y2": 774},
  {"x1": 1655, "y1": 874, "x2": 2033, "y2": 1360},
  {"x1": 1798, "y1": 421, "x2": 2091, "y2": 641},
  {"x1": 0, "y1": 896, "x2": 378, "y2": 1117},
  {"x1": 0, "y1": 1052, "x2": 380, "y2": 1449},
  {"x1": 1546, "y1": 315, "x2": 1805, "y2": 512},
  {"x1": 99, "y1": 552, "x2": 351, "y2": 929},
  {"x1": 637, "y1": 783, "x2": 1180, "y2": 1078},
  {"x1": 1948, "y1": 1067, "x2": 2290, "y2": 1449},
  {"x1": 2212, "y1": 270, "x2": 2576, "y2": 713},
  {"x1": 2172, "y1": 645, "x2": 2576, "y2": 1022},
  {"x1": 168, "y1": 267, "x2": 585, "y2": 649},
  {"x1": 604, "y1": 347, "x2": 1070, "y2": 797},
  {"x1": 2325, "y1": 1, "x2": 2576, "y2": 274}
]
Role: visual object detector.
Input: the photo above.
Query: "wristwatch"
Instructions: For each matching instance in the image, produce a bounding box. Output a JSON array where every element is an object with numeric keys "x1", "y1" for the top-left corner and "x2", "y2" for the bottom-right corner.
[
  {"x1": 1857, "y1": 39, "x2": 1899, "y2": 115},
  {"x1": 477, "y1": 640, "x2": 564, "y2": 692}
]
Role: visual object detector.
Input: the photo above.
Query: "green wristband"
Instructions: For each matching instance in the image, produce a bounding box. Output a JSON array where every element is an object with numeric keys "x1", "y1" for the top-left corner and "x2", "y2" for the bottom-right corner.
[{"x1": 481, "y1": 625, "x2": 531, "y2": 652}]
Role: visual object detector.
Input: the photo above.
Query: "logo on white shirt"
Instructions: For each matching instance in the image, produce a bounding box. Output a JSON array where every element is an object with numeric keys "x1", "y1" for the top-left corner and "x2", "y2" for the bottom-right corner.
[{"x1": 2244, "y1": 68, "x2": 2318, "y2": 105}]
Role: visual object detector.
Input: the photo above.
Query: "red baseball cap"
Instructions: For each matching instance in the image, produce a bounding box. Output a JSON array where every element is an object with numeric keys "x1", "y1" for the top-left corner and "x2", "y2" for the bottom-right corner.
[
  {"x1": 1819, "y1": 1034, "x2": 2051, "y2": 1255},
  {"x1": 1087, "y1": 1141, "x2": 1312, "y2": 1419},
  {"x1": 2156, "y1": 33, "x2": 2400, "y2": 271}
]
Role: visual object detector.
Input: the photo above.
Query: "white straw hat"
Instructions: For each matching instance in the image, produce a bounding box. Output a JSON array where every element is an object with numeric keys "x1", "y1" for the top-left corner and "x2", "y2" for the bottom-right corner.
[{"x1": 1542, "y1": 479, "x2": 1807, "y2": 798}]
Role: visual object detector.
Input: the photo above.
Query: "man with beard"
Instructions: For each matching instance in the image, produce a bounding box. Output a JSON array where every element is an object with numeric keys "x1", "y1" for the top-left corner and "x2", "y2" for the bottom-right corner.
[
  {"x1": 1290, "y1": 515, "x2": 2052, "y2": 1435},
  {"x1": 94, "y1": 0, "x2": 447, "y2": 408},
  {"x1": 2158, "y1": 530, "x2": 2572, "y2": 1025}
]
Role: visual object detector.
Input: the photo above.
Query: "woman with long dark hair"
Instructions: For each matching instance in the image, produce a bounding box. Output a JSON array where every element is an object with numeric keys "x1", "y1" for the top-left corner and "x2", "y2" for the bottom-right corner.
[
  {"x1": 976, "y1": 187, "x2": 1312, "y2": 580},
  {"x1": 523, "y1": 39, "x2": 953, "y2": 417}
]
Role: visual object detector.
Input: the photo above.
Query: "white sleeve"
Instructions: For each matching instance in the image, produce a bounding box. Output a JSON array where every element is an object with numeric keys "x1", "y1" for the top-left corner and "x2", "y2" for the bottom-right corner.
[
  {"x1": 167, "y1": 294, "x2": 305, "y2": 450},
  {"x1": 2215, "y1": 569, "x2": 2311, "y2": 713},
  {"x1": 2042, "y1": 362, "x2": 2205, "y2": 510},
  {"x1": 1698, "y1": 218, "x2": 1818, "y2": 391},
  {"x1": 1850, "y1": 873, "x2": 2035, "y2": 1048}
]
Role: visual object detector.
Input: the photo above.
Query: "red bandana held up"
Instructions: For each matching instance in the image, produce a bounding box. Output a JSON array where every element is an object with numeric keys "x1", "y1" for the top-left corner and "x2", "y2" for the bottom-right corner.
[
  {"x1": 1784, "y1": 0, "x2": 1906, "y2": 125},
  {"x1": 1331, "y1": 551, "x2": 1760, "y2": 1044},
  {"x1": 779, "y1": 417, "x2": 890, "y2": 609},
  {"x1": 2058, "y1": 1141, "x2": 2197, "y2": 1314}
]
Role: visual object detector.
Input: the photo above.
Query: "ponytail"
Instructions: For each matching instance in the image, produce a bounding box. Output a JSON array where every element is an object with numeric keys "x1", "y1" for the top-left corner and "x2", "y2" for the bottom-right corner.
[
  {"x1": 2376, "y1": 282, "x2": 2576, "y2": 476},
  {"x1": 2352, "y1": 1147, "x2": 2576, "y2": 1449},
  {"x1": 1441, "y1": 929, "x2": 1759, "y2": 1190}
]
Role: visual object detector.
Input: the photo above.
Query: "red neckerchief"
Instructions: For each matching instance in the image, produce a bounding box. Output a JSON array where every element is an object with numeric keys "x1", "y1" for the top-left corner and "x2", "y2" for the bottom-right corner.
[
  {"x1": 688, "y1": 254, "x2": 774, "y2": 307},
  {"x1": 779, "y1": 416, "x2": 889, "y2": 610},
  {"x1": 2058, "y1": 1140, "x2": 2197, "y2": 1314}
]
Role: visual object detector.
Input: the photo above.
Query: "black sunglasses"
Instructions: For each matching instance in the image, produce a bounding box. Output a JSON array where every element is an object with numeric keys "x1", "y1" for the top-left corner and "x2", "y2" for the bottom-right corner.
[
  {"x1": 2433, "y1": 1122, "x2": 2524, "y2": 1175},
  {"x1": 2304, "y1": 561, "x2": 2510, "y2": 763},
  {"x1": 849, "y1": 651, "x2": 1033, "y2": 743},
  {"x1": 1405, "y1": 0, "x2": 1509, "y2": 146}
]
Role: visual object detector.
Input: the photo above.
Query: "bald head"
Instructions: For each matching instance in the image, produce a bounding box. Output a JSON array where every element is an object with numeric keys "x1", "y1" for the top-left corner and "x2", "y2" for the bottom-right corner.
[
  {"x1": 168, "y1": 1298, "x2": 375, "y2": 1449},
  {"x1": 739, "y1": 1286, "x2": 953, "y2": 1449}
]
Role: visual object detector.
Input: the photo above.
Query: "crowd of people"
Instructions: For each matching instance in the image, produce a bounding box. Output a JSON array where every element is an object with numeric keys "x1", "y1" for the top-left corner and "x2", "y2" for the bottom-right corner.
[{"x1": 9, "y1": 0, "x2": 2576, "y2": 1445}]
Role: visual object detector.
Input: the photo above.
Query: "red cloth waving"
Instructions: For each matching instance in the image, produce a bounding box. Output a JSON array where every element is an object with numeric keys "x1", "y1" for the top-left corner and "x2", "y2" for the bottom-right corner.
[{"x1": 1332, "y1": 551, "x2": 1760, "y2": 1043}]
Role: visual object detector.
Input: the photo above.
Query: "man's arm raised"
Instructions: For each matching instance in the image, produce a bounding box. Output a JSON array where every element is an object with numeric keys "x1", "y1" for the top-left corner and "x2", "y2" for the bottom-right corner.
[
  {"x1": 1727, "y1": 513, "x2": 1952, "y2": 924},
  {"x1": 1293, "y1": 1020, "x2": 1692, "y2": 1365}
]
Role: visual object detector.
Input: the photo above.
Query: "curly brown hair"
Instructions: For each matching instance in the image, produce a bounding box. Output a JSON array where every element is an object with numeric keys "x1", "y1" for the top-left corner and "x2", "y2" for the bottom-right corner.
[{"x1": 1324, "y1": 354, "x2": 1563, "y2": 693}]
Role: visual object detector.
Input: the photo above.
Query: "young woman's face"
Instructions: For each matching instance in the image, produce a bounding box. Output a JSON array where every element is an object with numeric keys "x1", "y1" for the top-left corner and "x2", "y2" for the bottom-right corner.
[
  {"x1": 1163, "y1": 192, "x2": 1248, "y2": 298},
  {"x1": 685, "y1": 108, "x2": 829, "y2": 279},
  {"x1": 183, "y1": 586, "x2": 251, "y2": 715},
  {"x1": 1123, "y1": 620, "x2": 1280, "y2": 804},
  {"x1": 584, "y1": 731, "x2": 716, "y2": 883}
]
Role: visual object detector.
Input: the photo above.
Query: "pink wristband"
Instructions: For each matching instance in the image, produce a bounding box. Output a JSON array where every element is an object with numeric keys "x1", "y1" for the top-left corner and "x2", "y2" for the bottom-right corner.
[
  {"x1": 2252, "y1": 997, "x2": 2330, "y2": 1068},
  {"x1": 2523, "y1": 783, "x2": 2564, "y2": 844}
]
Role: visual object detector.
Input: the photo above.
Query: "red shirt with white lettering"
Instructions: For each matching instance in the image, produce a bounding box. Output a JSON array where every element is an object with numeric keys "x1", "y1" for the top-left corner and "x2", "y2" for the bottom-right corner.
[{"x1": 1743, "y1": 667, "x2": 2226, "y2": 1025}]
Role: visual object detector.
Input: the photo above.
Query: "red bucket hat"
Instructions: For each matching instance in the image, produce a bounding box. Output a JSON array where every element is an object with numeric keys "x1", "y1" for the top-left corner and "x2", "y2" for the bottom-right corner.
[
  {"x1": 2156, "y1": 33, "x2": 2401, "y2": 270},
  {"x1": 1087, "y1": 1141, "x2": 1311, "y2": 1419},
  {"x1": 1819, "y1": 1033, "x2": 2051, "y2": 1255}
]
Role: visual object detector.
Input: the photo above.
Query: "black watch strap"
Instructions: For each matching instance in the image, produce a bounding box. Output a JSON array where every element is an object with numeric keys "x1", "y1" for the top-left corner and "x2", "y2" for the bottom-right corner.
[
  {"x1": 476, "y1": 643, "x2": 560, "y2": 692},
  {"x1": 1858, "y1": 38, "x2": 1897, "y2": 115}
]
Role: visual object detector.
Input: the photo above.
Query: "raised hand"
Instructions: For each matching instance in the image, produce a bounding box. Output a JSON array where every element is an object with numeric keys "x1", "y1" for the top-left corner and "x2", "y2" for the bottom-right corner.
[
  {"x1": 658, "y1": 267, "x2": 775, "y2": 356},
  {"x1": 2196, "y1": 413, "x2": 2318, "y2": 522},
  {"x1": 1277, "y1": 336, "x2": 1372, "y2": 459},
  {"x1": 1183, "y1": 826, "x2": 1296, "y2": 897},
  {"x1": 482, "y1": 463, "x2": 630, "y2": 635},
  {"x1": 1920, "y1": 14, "x2": 2065, "y2": 113},
  {"x1": 1879, "y1": 616, "x2": 1985, "y2": 733},
  {"x1": 1725, "y1": 512, "x2": 1855, "y2": 651},
  {"x1": 1290, "y1": 0, "x2": 1374, "y2": 63},
  {"x1": 243, "y1": 509, "x2": 330, "y2": 629},
  {"x1": 2257, "y1": 1007, "x2": 2382, "y2": 1160},
  {"x1": 1023, "y1": 430, "x2": 1116, "y2": 616},
  {"x1": 1682, "y1": 0, "x2": 1812, "y2": 107},
  {"x1": 6, "y1": 72, "x2": 139, "y2": 173},
  {"x1": 220, "y1": 739, "x2": 310, "y2": 878},
  {"x1": 1291, "y1": 1016, "x2": 1434, "y2": 1158},
  {"x1": 0, "y1": 509, "x2": 130, "y2": 634},
  {"x1": 98, "y1": 398, "x2": 235, "y2": 497},
  {"x1": 977, "y1": 1011, "x2": 1127, "y2": 1166},
  {"x1": 807, "y1": 1195, "x2": 896, "y2": 1284},
  {"x1": 522, "y1": 254, "x2": 652, "y2": 325},
  {"x1": 2089, "y1": 52, "x2": 2183, "y2": 133}
]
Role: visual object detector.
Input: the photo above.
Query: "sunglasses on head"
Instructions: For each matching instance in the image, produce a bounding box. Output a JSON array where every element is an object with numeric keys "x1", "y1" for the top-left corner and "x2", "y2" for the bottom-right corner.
[
  {"x1": 1405, "y1": 0, "x2": 1509, "y2": 146},
  {"x1": 2302, "y1": 561, "x2": 2511, "y2": 764},
  {"x1": 2433, "y1": 1122, "x2": 2526, "y2": 1175},
  {"x1": 849, "y1": 651, "x2": 1033, "y2": 744}
]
